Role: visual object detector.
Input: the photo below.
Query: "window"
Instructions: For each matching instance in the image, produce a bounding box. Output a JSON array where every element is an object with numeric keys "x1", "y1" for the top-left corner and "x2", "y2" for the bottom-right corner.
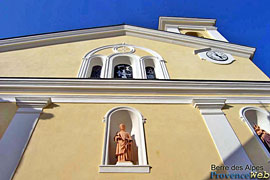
[
  {"x1": 185, "y1": 31, "x2": 204, "y2": 38},
  {"x1": 90, "y1": 65, "x2": 102, "y2": 78},
  {"x1": 78, "y1": 44, "x2": 170, "y2": 79},
  {"x1": 240, "y1": 107, "x2": 270, "y2": 157},
  {"x1": 99, "y1": 107, "x2": 150, "y2": 173},
  {"x1": 145, "y1": 67, "x2": 155, "y2": 79},
  {"x1": 114, "y1": 64, "x2": 133, "y2": 79}
]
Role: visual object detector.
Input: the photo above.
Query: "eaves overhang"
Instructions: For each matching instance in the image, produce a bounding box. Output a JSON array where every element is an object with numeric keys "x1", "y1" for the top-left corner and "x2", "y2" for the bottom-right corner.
[{"x1": 0, "y1": 24, "x2": 255, "y2": 59}]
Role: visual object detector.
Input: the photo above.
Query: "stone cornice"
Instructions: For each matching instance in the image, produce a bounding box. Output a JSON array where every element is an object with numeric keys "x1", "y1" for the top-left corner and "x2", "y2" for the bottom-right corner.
[
  {"x1": 0, "y1": 24, "x2": 255, "y2": 59},
  {"x1": 0, "y1": 78, "x2": 270, "y2": 95}
]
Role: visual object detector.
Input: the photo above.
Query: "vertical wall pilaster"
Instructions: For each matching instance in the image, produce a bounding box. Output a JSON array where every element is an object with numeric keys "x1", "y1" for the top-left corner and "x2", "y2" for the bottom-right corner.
[
  {"x1": 0, "y1": 97, "x2": 51, "y2": 180},
  {"x1": 193, "y1": 98, "x2": 252, "y2": 174}
]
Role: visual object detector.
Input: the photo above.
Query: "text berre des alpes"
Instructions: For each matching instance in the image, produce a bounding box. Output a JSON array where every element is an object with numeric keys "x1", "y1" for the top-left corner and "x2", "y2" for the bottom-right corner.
[{"x1": 211, "y1": 164, "x2": 264, "y2": 171}]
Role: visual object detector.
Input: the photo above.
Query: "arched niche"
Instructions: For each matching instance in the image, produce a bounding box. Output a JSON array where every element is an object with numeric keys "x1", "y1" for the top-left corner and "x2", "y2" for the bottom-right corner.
[
  {"x1": 100, "y1": 107, "x2": 150, "y2": 173},
  {"x1": 240, "y1": 107, "x2": 270, "y2": 157}
]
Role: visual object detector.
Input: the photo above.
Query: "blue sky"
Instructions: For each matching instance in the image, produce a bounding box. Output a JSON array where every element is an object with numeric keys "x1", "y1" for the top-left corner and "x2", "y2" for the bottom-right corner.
[{"x1": 0, "y1": 0, "x2": 269, "y2": 77}]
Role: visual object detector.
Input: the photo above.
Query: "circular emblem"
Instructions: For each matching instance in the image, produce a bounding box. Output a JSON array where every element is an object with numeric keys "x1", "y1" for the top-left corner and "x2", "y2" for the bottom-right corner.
[
  {"x1": 206, "y1": 51, "x2": 228, "y2": 61},
  {"x1": 113, "y1": 45, "x2": 135, "y2": 54}
]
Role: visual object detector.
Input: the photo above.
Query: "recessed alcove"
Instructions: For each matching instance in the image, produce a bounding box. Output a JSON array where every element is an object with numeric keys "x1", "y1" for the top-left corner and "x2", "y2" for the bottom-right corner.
[
  {"x1": 240, "y1": 107, "x2": 270, "y2": 158},
  {"x1": 108, "y1": 110, "x2": 139, "y2": 165},
  {"x1": 100, "y1": 107, "x2": 150, "y2": 173}
]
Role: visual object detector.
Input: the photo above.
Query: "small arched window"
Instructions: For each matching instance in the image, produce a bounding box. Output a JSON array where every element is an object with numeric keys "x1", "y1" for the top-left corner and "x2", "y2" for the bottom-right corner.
[
  {"x1": 90, "y1": 65, "x2": 102, "y2": 78},
  {"x1": 114, "y1": 64, "x2": 133, "y2": 79},
  {"x1": 145, "y1": 66, "x2": 156, "y2": 79}
]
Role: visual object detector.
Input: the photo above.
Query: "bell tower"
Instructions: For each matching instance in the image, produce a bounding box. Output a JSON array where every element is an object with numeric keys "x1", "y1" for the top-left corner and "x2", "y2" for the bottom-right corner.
[{"x1": 158, "y1": 16, "x2": 228, "y2": 42}]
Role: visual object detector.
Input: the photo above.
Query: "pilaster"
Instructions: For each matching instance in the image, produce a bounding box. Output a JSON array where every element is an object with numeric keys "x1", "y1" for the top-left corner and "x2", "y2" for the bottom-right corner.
[
  {"x1": 0, "y1": 97, "x2": 51, "y2": 180},
  {"x1": 193, "y1": 98, "x2": 253, "y2": 175}
]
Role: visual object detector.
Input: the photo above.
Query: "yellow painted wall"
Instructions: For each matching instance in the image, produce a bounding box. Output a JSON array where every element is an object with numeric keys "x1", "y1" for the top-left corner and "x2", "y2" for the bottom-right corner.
[
  {"x1": 0, "y1": 103, "x2": 17, "y2": 139},
  {"x1": 13, "y1": 103, "x2": 226, "y2": 180},
  {"x1": 0, "y1": 36, "x2": 268, "y2": 80},
  {"x1": 224, "y1": 104, "x2": 270, "y2": 170}
]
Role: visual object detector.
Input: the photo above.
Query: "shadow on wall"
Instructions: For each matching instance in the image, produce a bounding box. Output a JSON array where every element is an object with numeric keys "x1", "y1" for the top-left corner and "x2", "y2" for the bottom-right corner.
[
  {"x1": 39, "y1": 103, "x2": 59, "y2": 120},
  {"x1": 260, "y1": 102, "x2": 270, "y2": 121},
  {"x1": 11, "y1": 102, "x2": 59, "y2": 179},
  {"x1": 203, "y1": 134, "x2": 270, "y2": 180},
  {"x1": 202, "y1": 103, "x2": 270, "y2": 180},
  {"x1": 0, "y1": 98, "x2": 18, "y2": 140}
]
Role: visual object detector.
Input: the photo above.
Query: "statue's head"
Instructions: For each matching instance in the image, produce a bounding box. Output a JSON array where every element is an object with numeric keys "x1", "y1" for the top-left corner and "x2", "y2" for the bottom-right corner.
[{"x1": 119, "y1": 123, "x2": 126, "y2": 131}]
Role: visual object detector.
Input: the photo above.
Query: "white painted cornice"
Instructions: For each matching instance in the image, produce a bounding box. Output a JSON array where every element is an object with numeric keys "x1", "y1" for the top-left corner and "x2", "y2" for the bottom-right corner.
[
  {"x1": 1, "y1": 94, "x2": 270, "y2": 104},
  {"x1": 0, "y1": 24, "x2": 255, "y2": 59},
  {"x1": 0, "y1": 78, "x2": 270, "y2": 95},
  {"x1": 15, "y1": 97, "x2": 51, "y2": 108},
  {"x1": 158, "y1": 16, "x2": 216, "y2": 30},
  {"x1": 193, "y1": 98, "x2": 226, "y2": 115},
  {"x1": 193, "y1": 98, "x2": 226, "y2": 109}
]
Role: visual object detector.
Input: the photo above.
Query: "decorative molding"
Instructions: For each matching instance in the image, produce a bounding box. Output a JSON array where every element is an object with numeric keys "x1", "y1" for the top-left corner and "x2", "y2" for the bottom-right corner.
[
  {"x1": 1, "y1": 95, "x2": 270, "y2": 104},
  {"x1": 78, "y1": 44, "x2": 169, "y2": 79},
  {"x1": 112, "y1": 44, "x2": 136, "y2": 54},
  {"x1": 240, "y1": 106, "x2": 270, "y2": 121},
  {"x1": 0, "y1": 24, "x2": 255, "y2": 59},
  {"x1": 0, "y1": 78, "x2": 269, "y2": 95},
  {"x1": 193, "y1": 98, "x2": 226, "y2": 115},
  {"x1": 99, "y1": 165, "x2": 150, "y2": 173},
  {"x1": 15, "y1": 97, "x2": 51, "y2": 108},
  {"x1": 178, "y1": 24, "x2": 217, "y2": 30},
  {"x1": 103, "y1": 106, "x2": 146, "y2": 123},
  {"x1": 158, "y1": 16, "x2": 216, "y2": 30}
]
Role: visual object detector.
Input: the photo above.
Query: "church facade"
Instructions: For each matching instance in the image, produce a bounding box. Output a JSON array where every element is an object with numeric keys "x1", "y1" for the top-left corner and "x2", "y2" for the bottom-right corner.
[{"x1": 0, "y1": 17, "x2": 270, "y2": 180}]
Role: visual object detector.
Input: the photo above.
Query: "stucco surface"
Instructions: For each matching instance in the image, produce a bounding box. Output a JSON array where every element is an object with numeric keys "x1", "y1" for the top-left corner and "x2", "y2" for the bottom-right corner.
[
  {"x1": 13, "y1": 103, "x2": 225, "y2": 180},
  {"x1": 0, "y1": 103, "x2": 17, "y2": 139},
  {"x1": 224, "y1": 104, "x2": 270, "y2": 170},
  {"x1": 0, "y1": 36, "x2": 268, "y2": 80}
]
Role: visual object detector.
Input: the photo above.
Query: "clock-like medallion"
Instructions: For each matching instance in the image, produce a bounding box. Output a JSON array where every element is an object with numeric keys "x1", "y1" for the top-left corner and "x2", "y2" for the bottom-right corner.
[
  {"x1": 206, "y1": 51, "x2": 228, "y2": 61},
  {"x1": 195, "y1": 48, "x2": 235, "y2": 64}
]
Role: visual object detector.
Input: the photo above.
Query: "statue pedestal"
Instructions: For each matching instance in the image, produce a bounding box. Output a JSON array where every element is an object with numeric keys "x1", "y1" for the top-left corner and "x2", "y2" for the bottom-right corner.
[{"x1": 116, "y1": 161, "x2": 133, "y2": 166}]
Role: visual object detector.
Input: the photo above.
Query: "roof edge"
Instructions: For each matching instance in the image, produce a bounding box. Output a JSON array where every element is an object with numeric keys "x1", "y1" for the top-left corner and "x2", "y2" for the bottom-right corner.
[{"x1": 0, "y1": 24, "x2": 255, "y2": 59}]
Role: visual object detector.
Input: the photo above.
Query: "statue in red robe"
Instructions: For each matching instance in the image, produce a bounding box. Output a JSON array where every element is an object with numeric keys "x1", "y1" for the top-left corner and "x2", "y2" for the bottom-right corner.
[
  {"x1": 114, "y1": 124, "x2": 133, "y2": 163},
  {"x1": 254, "y1": 124, "x2": 270, "y2": 152}
]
